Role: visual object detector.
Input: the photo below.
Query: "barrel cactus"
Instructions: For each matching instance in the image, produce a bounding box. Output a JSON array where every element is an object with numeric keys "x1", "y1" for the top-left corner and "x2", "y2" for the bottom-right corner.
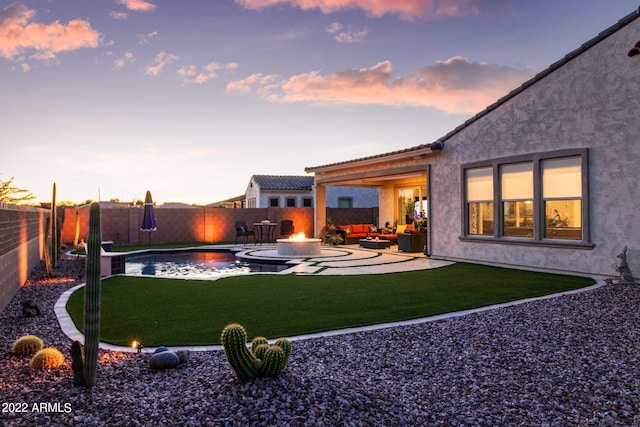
[
  {"x1": 221, "y1": 323, "x2": 292, "y2": 382},
  {"x1": 11, "y1": 335, "x2": 44, "y2": 356},
  {"x1": 29, "y1": 347, "x2": 65, "y2": 370}
]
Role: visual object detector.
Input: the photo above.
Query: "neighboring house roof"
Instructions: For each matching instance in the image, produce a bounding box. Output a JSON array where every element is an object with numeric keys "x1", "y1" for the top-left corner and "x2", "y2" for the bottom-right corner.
[
  {"x1": 207, "y1": 194, "x2": 246, "y2": 207},
  {"x1": 306, "y1": 7, "x2": 640, "y2": 172},
  {"x1": 77, "y1": 201, "x2": 132, "y2": 209},
  {"x1": 251, "y1": 175, "x2": 314, "y2": 191}
]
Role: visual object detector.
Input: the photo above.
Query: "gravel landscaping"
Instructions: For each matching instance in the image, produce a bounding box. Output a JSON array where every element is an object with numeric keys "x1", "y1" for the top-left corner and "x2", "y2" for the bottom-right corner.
[{"x1": 1, "y1": 257, "x2": 640, "y2": 426}]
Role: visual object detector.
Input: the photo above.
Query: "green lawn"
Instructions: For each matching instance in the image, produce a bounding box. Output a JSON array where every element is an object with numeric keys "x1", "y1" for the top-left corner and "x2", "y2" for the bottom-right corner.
[{"x1": 65, "y1": 263, "x2": 595, "y2": 347}]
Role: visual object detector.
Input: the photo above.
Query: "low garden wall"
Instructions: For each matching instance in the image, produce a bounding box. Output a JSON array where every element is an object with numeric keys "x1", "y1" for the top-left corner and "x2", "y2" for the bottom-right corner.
[
  {"x1": 0, "y1": 204, "x2": 47, "y2": 312},
  {"x1": 60, "y1": 206, "x2": 317, "y2": 247}
]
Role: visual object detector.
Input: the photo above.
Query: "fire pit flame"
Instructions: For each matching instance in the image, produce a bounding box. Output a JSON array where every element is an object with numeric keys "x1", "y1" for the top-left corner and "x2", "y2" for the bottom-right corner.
[
  {"x1": 277, "y1": 232, "x2": 322, "y2": 256},
  {"x1": 288, "y1": 232, "x2": 307, "y2": 241}
]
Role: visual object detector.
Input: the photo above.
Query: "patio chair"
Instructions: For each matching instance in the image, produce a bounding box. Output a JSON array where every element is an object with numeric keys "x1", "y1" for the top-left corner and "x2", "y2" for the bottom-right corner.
[
  {"x1": 235, "y1": 221, "x2": 256, "y2": 245},
  {"x1": 280, "y1": 220, "x2": 294, "y2": 237}
]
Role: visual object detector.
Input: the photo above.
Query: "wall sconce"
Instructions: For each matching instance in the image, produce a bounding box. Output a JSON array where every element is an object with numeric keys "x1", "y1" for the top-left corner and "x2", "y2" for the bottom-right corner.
[
  {"x1": 428, "y1": 141, "x2": 445, "y2": 151},
  {"x1": 131, "y1": 340, "x2": 144, "y2": 353},
  {"x1": 628, "y1": 41, "x2": 640, "y2": 57}
]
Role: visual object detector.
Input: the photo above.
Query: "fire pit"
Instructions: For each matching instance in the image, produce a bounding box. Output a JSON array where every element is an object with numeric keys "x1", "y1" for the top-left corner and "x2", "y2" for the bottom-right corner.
[{"x1": 276, "y1": 232, "x2": 322, "y2": 257}]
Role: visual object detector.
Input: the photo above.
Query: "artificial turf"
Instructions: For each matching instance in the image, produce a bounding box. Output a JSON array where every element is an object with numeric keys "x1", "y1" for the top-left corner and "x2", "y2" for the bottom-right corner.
[{"x1": 65, "y1": 263, "x2": 595, "y2": 346}]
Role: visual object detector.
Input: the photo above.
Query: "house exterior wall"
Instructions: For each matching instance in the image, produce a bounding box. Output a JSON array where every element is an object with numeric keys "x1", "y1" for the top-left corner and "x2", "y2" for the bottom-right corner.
[
  {"x1": 307, "y1": 14, "x2": 639, "y2": 278},
  {"x1": 429, "y1": 18, "x2": 640, "y2": 277},
  {"x1": 325, "y1": 186, "x2": 379, "y2": 208}
]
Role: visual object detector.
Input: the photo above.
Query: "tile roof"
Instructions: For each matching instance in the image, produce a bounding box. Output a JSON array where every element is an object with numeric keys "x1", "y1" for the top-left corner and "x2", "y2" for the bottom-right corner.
[
  {"x1": 252, "y1": 175, "x2": 314, "y2": 191},
  {"x1": 305, "y1": 7, "x2": 640, "y2": 172}
]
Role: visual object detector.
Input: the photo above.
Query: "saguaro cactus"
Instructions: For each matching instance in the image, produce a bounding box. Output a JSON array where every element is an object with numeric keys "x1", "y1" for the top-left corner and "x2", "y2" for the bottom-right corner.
[
  {"x1": 83, "y1": 202, "x2": 101, "y2": 387},
  {"x1": 51, "y1": 182, "x2": 57, "y2": 268},
  {"x1": 71, "y1": 340, "x2": 85, "y2": 387},
  {"x1": 44, "y1": 216, "x2": 53, "y2": 277}
]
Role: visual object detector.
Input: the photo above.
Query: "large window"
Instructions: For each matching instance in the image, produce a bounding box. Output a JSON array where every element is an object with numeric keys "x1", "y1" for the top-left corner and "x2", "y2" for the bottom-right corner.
[
  {"x1": 501, "y1": 162, "x2": 533, "y2": 238},
  {"x1": 462, "y1": 149, "x2": 590, "y2": 246},
  {"x1": 542, "y1": 156, "x2": 582, "y2": 240},
  {"x1": 466, "y1": 167, "x2": 494, "y2": 236}
]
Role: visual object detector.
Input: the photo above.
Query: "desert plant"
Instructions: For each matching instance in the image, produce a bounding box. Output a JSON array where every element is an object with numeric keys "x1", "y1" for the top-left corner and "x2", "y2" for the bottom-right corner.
[
  {"x1": 71, "y1": 341, "x2": 85, "y2": 387},
  {"x1": 11, "y1": 335, "x2": 44, "y2": 356},
  {"x1": 73, "y1": 210, "x2": 80, "y2": 247},
  {"x1": 51, "y1": 182, "x2": 57, "y2": 268},
  {"x1": 274, "y1": 337, "x2": 292, "y2": 361},
  {"x1": 251, "y1": 336, "x2": 269, "y2": 354},
  {"x1": 83, "y1": 202, "x2": 102, "y2": 387},
  {"x1": 29, "y1": 347, "x2": 65, "y2": 370},
  {"x1": 43, "y1": 216, "x2": 53, "y2": 277},
  {"x1": 221, "y1": 323, "x2": 291, "y2": 382}
]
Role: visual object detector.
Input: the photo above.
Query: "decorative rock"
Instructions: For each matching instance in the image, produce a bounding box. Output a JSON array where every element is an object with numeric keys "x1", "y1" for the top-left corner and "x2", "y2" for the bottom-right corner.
[
  {"x1": 153, "y1": 346, "x2": 169, "y2": 354},
  {"x1": 149, "y1": 350, "x2": 180, "y2": 370},
  {"x1": 176, "y1": 350, "x2": 190, "y2": 364}
]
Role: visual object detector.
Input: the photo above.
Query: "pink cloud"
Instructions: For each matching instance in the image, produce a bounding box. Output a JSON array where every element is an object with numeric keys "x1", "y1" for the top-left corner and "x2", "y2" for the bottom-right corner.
[
  {"x1": 227, "y1": 58, "x2": 534, "y2": 114},
  {"x1": 0, "y1": 3, "x2": 100, "y2": 61},
  {"x1": 326, "y1": 22, "x2": 368, "y2": 43},
  {"x1": 144, "y1": 51, "x2": 178, "y2": 76},
  {"x1": 113, "y1": 51, "x2": 134, "y2": 69},
  {"x1": 235, "y1": 0, "x2": 499, "y2": 20},
  {"x1": 115, "y1": 0, "x2": 156, "y2": 12},
  {"x1": 178, "y1": 61, "x2": 239, "y2": 84}
]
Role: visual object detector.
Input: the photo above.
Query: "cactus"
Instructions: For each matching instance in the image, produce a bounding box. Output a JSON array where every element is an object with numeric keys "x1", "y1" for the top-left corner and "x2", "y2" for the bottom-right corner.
[
  {"x1": 83, "y1": 202, "x2": 102, "y2": 387},
  {"x1": 43, "y1": 216, "x2": 53, "y2": 277},
  {"x1": 73, "y1": 210, "x2": 80, "y2": 247},
  {"x1": 221, "y1": 323, "x2": 292, "y2": 382},
  {"x1": 274, "y1": 338, "x2": 292, "y2": 361},
  {"x1": 11, "y1": 335, "x2": 44, "y2": 356},
  {"x1": 29, "y1": 347, "x2": 65, "y2": 370},
  {"x1": 253, "y1": 343, "x2": 270, "y2": 361},
  {"x1": 71, "y1": 341, "x2": 85, "y2": 387},
  {"x1": 262, "y1": 346, "x2": 286, "y2": 378},
  {"x1": 221, "y1": 324, "x2": 260, "y2": 382},
  {"x1": 51, "y1": 182, "x2": 57, "y2": 268},
  {"x1": 251, "y1": 336, "x2": 269, "y2": 354}
]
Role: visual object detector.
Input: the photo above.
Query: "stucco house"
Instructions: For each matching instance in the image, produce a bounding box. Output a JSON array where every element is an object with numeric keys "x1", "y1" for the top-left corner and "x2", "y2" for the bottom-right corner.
[
  {"x1": 244, "y1": 175, "x2": 378, "y2": 209},
  {"x1": 306, "y1": 8, "x2": 640, "y2": 278}
]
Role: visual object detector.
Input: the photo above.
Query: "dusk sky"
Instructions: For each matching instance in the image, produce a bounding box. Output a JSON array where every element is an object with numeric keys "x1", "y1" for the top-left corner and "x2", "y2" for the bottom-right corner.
[{"x1": 1, "y1": 0, "x2": 636, "y2": 205}]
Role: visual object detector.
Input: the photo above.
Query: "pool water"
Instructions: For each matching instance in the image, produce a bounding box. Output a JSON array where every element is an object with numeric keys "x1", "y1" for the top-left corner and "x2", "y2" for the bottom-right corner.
[{"x1": 125, "y1": 251, "x2": 288, "y2": 279}]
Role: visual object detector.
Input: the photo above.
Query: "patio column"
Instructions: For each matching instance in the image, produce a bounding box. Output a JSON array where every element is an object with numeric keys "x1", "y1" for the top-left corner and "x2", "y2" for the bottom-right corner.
[{"x1": 314, "y1": 183, "x2": 326, "y2": 238}]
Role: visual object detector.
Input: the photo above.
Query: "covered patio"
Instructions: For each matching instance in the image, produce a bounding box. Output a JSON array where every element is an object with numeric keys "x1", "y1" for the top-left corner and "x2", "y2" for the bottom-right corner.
[{"x1": 305, "y1": 142, "x2": 444, "y2": 255}]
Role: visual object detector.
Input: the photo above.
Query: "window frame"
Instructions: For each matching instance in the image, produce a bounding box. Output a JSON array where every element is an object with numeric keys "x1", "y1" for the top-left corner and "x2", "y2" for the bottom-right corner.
[
  {"x1": 460, "y1": 148, "x2": 592, "y2": 248},
  {"x1": 269, "y1": 197, "x2": 280, "y2": 208},
  {"x1": 338, "y1": 197, "x2": 353, "y2": 208},
  {"x1": 285, "y1": 197, "x2": 296, "y2": 207}
]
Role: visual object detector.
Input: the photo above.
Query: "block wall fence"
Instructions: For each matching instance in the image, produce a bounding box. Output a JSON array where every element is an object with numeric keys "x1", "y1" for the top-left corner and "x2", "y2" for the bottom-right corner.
[
  {"x1": 0, "y1": 204, "x2": 47, "y2": 312},
  {"x1": 59, "y1": 206, "x2": 378, "y2": 247}
]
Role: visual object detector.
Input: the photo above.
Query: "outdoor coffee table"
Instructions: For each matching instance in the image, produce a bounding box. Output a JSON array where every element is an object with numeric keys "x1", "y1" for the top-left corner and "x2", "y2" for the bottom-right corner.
[{"x1": 359, "y1": 239, "x2": 391, "y2": 250}]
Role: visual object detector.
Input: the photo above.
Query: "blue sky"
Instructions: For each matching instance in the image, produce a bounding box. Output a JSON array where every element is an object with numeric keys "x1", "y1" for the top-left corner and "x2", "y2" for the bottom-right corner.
[{"x1": 1, "y1": 0, "x2": 636, "y2": 205}]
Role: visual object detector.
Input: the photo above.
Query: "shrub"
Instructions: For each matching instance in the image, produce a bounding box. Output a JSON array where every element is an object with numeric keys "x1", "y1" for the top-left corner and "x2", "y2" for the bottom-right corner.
[
  {"x1": 29, "y1": 347, "x2": 65, "y2": 370},
  {"x1": 11, "y1": 335, "x2": 44, "y2": 356}
]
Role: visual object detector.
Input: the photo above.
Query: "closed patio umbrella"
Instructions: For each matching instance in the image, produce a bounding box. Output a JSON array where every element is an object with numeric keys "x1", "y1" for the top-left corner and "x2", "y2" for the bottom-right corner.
[{"x1": 141, "y1": 190, "x2": 157, "y2": 245}]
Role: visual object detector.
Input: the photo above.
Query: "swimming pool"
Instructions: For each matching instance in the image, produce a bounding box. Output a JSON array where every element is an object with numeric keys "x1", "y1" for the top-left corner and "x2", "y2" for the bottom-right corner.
[{"x1": 125, "y1": 250, "x2": 289, "y2": 279}]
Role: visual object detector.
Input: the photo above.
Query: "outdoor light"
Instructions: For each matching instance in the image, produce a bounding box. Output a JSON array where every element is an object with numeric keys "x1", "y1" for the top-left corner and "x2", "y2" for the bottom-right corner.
[{"x1": 131, "y1": 340, "x2": 144, "y2": 353}]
